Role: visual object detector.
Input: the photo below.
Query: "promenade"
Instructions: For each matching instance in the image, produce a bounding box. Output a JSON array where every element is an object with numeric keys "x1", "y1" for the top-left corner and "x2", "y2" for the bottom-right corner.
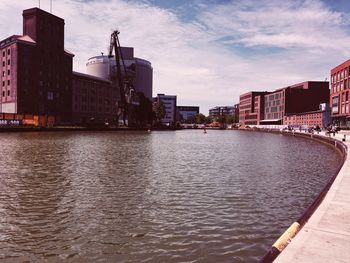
[{"x1": 275, "y1": 131, "x2": 350, "y2": 262}]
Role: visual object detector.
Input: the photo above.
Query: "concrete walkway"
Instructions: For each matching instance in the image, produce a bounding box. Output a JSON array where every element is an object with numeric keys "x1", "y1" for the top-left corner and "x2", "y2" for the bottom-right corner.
[{"x1": 275, "y1": 131, "x2": 350, "y2": 263}]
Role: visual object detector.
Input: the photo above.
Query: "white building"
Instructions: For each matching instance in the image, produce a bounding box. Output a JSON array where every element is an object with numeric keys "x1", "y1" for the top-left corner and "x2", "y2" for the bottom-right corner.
[{"x1": 154, "y1": 94, "x2": 177, "y2": 125}]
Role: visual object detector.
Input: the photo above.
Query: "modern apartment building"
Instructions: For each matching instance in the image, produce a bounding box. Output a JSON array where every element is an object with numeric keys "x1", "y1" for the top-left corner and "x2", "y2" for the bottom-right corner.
[
  {"x1": 284, "y1": 103, "x2": 331, "y2": 128},
  {"x1": 239, "y1": 91, "x2": 269, "y2": 126},
  {"x1": 330, "y1": 59, "x2": 350, "y2": 127},
  {"x1": 263, "y1": 81, "x2": 329, "y2": 125}
]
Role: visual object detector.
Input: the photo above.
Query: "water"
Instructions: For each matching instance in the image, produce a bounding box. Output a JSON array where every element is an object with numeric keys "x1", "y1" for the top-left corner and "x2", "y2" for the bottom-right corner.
[{"x1": 0, "y1": 130, "x2": 341, "y2": 262}]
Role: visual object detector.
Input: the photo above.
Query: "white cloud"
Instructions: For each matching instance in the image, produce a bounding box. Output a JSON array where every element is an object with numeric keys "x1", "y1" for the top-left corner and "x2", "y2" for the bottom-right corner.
[{"x1": 1, "y1": 0, "x2": 350, "y2": 114}]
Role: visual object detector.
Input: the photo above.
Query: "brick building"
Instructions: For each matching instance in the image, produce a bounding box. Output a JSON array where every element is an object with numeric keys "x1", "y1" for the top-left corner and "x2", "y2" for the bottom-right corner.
[
  {"x1": 72, "y1": 72, "x2": 117, "y2": 125},
  {"x1": 239, "y1": 91, "x2": 269, "y2": 126},
  {"x1": 0, "y1": 8, "x2": 73, "y2": 123},
  {"x1": 330, "y1": 59, "x2": 350, "y2": 127},
  {"x1": 262, "y1": 81, "x2": 329, "y2": 125},
  {"x1": 284, "y1": 103, "x2": 331, "y2": 128}
]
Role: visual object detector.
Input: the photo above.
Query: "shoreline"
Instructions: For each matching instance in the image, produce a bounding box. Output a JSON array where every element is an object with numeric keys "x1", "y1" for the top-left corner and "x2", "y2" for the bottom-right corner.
[{"x1": 251, "y1": 129, "x2": 348, "y2": 262}]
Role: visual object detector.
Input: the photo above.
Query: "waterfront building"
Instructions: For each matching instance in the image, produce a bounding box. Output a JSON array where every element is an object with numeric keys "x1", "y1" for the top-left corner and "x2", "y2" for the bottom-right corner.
[
  {"x1": 154, "y1": 93, "x2": 177, "y2": 125},
  {"x1": 86, "y1": 47, "x2": 153, "y2": 101},
  {"x1": 177, "y1": 106, "x2": 199, "y2": 123},
  {"x1": 209, "y1": 106, "x2": 234, "y2": 119},
  {"x1": 0, "y1": 8, "x2": 73, "y2": 123},
  {"x1": 239, "y1": 91, "x2": 269, "y2": 126},
  {"x1": 284, "y1": 103, "x2": 331, "y2": 128},
  {"x1": 330, "y1": 59, "x2": 350, "y2": 127},
  {"x1": 263, "y1": 81, "x2": 329, "y2": 125},
  {"x1": 72, "y1": 72, "x2": 117, "y2": 125}
]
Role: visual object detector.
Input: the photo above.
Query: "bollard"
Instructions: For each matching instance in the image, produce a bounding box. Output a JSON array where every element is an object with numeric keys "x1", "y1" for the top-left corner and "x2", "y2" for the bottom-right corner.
[{"x1": 343, "y1": 134, "x2": 346, "y2": 142}]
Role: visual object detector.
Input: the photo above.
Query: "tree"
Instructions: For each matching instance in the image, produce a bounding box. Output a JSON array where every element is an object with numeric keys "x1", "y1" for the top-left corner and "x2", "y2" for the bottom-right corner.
[
  {"x1": 204, "y1": 116, "x2": 213, "y2": 124},
  {"x1": 153, "y1": 99, "x2": 166, "y2": 124},
  {"x1": 135, "y1": 92, "x2": 154, "y2": 127},
  {"x1": 226, "y1": 115, "x2": 234, "y2": 124},
  {"x1": 195, "y1": 113, "x2": 206, "y2": 124}
]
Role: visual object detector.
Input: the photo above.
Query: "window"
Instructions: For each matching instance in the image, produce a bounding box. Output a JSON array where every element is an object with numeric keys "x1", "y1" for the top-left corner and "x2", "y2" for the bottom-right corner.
[
  {"x1": 7, "y1": 80, "x2": 10, "y2": 86},
  {"x1": 7, "y1": 90, "x2": 10, "y2": 96},
  {"x1": 7, "y1": 69, "x2": 10, "y2": 75},
  {"x1": 2, "y1": 51, "x2": 4, "y2": 57},
  {"x1": 2, "y1": 81, "x2": 4, "y2": 87},
  {"x1": 2, "y1": 61, "x2": 4, "y2": 67},
  {"x1": 2, "y1": 71, "x2": 4, "y2": 77},
  {"x1": 7, "y1": 49, "x2": 10, "y2": 55},
  {"x1": 47, "y1": 91, "x2": 54, "y2": 101},
  {"x1": 7, "y1": 59, "x2": 10, "y2": 65},
  {"x1": 2, "y1": 91, "x2": 4, "y2": 97}
]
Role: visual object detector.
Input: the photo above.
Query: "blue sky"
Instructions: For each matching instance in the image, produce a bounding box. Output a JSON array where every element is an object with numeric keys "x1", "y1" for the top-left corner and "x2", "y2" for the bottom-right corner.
[{"x1": 1, "y1": 0, "x2": 350, "y2": 114}]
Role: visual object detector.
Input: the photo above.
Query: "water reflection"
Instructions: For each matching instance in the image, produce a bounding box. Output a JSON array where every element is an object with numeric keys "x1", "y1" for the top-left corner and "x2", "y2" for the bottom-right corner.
[{"x1": 0, "y1": 130, "x2": 341, "y2": 262}]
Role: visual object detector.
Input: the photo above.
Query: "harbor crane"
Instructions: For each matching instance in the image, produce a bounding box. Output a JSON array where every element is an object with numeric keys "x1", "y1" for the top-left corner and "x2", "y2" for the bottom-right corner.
[{"x1": 108, "y1": 30, "x2": 134, "y2": 126}]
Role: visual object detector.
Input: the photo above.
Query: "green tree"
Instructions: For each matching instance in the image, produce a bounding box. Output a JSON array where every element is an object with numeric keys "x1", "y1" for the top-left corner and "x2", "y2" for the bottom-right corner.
[
  {"x1": 195, "y1": 113, "x2": 206, "y2": 124},
  {"x1": 225, "y1": 115, "x2": 234, "y2": 124},
  {"x1": 153, "y1": 99, "x2": 166, "y2": 124},
  {"x1": 204, "y1": 116, "x2": 213, "y2": 124},
  {"x1": 135, "y1": 92, "x2": 154, "y2": 127}
]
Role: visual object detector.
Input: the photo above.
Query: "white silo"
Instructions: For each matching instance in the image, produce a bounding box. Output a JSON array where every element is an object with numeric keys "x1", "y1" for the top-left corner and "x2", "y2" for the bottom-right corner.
[{"x1": 86, "y1": 55, "x2": 110, "y2": 80}]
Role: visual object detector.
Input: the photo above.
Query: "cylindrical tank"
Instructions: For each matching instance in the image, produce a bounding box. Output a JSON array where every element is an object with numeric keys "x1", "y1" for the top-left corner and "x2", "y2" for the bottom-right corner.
[
  {"x1": 86, "y1": 52, "x2": 153, "y2": 101},
  {"x1": 86, "y1": 55, "x2": 110, "y2": 80}
]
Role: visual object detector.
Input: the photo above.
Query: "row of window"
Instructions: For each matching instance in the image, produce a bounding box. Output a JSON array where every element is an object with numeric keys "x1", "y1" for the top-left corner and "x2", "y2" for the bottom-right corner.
[
  {"x1": 2, "y1": 80, "x2": 10, "y2": 86},
  {"x1": 1, "y1": 59, "x2": 10, "y2": 67},
  {"x1": 1, "y1": 69, "x2": 10, "y2": 77},
  {"x1": 1, "y1": 49, "x2": 10, "y2": 57},
  {"x1": 1, "y1": 90, "x2": 10, "y2": 97},
  {"x1": 331, "y1": 67, "x2": 350, "y2": 84},
  {"x1": 74, "y1": 104, "x2": 112, "y2": 113}
]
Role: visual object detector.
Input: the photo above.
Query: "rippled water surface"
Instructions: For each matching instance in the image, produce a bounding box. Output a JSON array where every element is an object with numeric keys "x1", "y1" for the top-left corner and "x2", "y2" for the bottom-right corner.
[{"x1": 0, "y1": 130, "x2": 342, "y2": 262}]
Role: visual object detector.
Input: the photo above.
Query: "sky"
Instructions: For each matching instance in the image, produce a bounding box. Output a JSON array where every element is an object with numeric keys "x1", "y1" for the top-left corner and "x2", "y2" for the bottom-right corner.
[{"x1": 1, "y1": 0, "x2": 350, "y2": 114}]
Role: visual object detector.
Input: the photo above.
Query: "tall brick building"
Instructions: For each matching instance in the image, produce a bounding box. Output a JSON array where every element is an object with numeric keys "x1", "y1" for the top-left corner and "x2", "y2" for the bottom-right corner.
[
  {"x1": 330, "y1": 59, "x2": 350, "y2": 127},
  {"x1": 0, "y1": 8, "x2": 73, "y2": 123}
]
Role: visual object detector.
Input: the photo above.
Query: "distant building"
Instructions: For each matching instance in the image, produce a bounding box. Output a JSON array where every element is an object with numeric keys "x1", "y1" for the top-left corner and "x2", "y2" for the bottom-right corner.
[
  {"x1": 330, "y1": 59, "x2": 350, "y2": 127},
  {"x1": 209, "y1": 106, "x2": 234, "y2": 119},
  {"x1": 72, "y1": 72, "x2": 117, "y2": 125},
  {"x1": 0, "y1": 8, "x2": 73, "y2": 123},
  {"x1": 239, "y1": 91, "x2": 269, "y2": 126},
  {"x1": 262, "y1": 81, "x2": 329, "y2": 125},
  {"x1": 284, "y1": 103, "x2": 331, "y2": 128},
  {"x1": 177, "y1": 106, "x2": 199, "y2": 123},
  {"x1": 154, "y1": 94, "x2": 177, "y2": 124}
]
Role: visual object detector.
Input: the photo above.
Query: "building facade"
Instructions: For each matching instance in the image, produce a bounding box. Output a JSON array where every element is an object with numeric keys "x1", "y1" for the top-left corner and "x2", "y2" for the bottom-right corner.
[
  {"x1": 209, "y1": 106, "x2": 234, "y2": 119},
  {"x1": 263, "y1": 81, "x2": 329, "y2": 125},
  {"x1": 0, "y1": 8, "x2": 74, "y2": 123},
  {"x1": 72, "y1": 72, "x2": 117, "y2": 125},
  {"x1": 154, "y1": 93, "x2": 177, "y2": 124},
  {"x1": 284, "y1": 103, "x2": 331, "y2": 128},
  {"x1": 177, "y1": 106, "x2": 199, "y2": 123},
  {"x1": 239, "y1": 91, "x2": 269, "y2": 126},
  {"x1": 330, "y1": 59, "x2": 350, "y2": 127}
]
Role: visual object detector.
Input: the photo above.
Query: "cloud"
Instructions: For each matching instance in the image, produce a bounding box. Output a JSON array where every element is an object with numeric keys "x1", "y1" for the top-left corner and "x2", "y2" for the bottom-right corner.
[{"x1": 0, "y1": 0, "x2": 350, "y2": 114}]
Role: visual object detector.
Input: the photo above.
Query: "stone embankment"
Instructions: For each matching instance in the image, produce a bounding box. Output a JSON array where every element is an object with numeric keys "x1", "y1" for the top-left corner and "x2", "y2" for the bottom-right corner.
[{"x1": 259, "y1": 130, "x2": 349, "y2": 263}]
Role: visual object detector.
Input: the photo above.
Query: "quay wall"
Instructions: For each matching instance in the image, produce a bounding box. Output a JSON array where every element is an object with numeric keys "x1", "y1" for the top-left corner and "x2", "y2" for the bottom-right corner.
[{"x1": 245, "y1": 129, "x2": 348, "y2": 262}]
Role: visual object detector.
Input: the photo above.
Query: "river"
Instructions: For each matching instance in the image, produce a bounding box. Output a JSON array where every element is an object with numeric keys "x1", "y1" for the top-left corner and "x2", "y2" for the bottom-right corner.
[{"x1": 0, "y1": 130, "x2": 341, "y2": 262}]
